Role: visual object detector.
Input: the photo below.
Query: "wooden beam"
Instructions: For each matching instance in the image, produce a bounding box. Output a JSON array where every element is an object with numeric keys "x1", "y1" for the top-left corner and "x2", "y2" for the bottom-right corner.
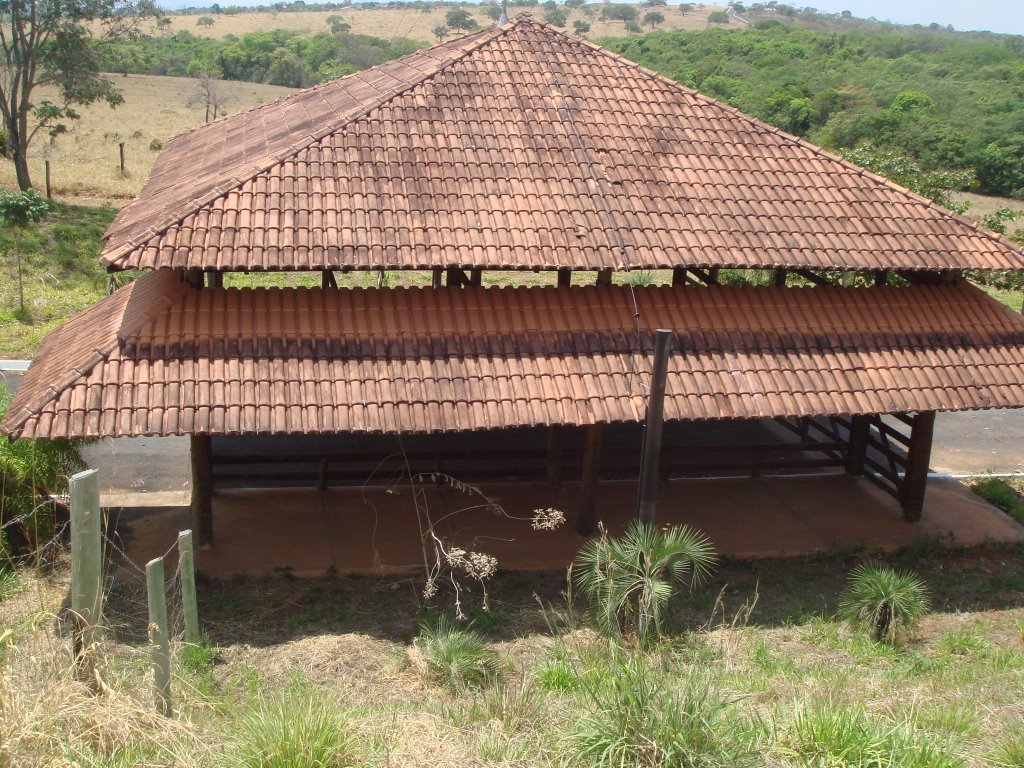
[
  {"x1": 546, "y1": 425, "x2": 563, "y2": 485},
  {"x1": 445, "y1": 267, "x2": 472, "y2": 287},
  {"x1": 774, "y1": 268, "x2": 788, "y2": 287},
  {"x1": 190, "y1": 434, "x2": 214, "y2": 548},
  {"x1": 184, "y1": 268, "x2": 203, "y2": 288},
  {"x1": 689, "y1": 267, "x2": 720, "y2": 286},
  {"x1": 557, "y1": 268, "x2": 572, "y2": 287},
  {"x1": 317, "y1": 457, "x2": 329, "y2": 491},
  {"x1": 903, "y1": 269, "x2": 960, "y2": 285},
  {"x1": 845, "y1": 414, "x2": 871, "y2": 475},
  {"x1": 469, "y1": 267, "x2": 483, "y2": 287},
  {"x1": 576, "y1": 424, "x2": 604, "y2": 536},
  {"x1": 793, "y1": 269, "x2": 835, "y2": 287},
  {"x1": 873, "y1": 270, "x2": 887, "y2": 287},
  {"x1": 637, "y1": 329, "x2": 672, "y2": 526},
  {"x1": 205, "y1": 270, "x2": 223, "y2": 288},
  {"x1": 901, "y1": 411, "x2": 935, "y2": 522},
  {"x1": 672, "y1": 267, "x2": 687, "y2": 286},
  {"x1": 431, "y1": 267, "x2": 443, "y2": 289},
  {"x1": 596, "y1": 268, "x2": 613, "y2": 286},
  {"x1": 321, "y1": 270, "x2": 337, "y2": 289}
]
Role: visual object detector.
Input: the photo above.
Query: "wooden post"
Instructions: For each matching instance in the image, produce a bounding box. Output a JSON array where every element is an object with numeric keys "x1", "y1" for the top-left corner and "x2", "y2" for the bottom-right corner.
[
  {"x1": 317, "y1": 457, "x2": 329, "y2": 491},
  {"x1": 774, "y1": 268, "x2": 787, "y2": 287},
  {"x1": 577, "y1": 424, "x2": 604, "y2": 536},
  {"x1": 874, "y1": 270, "x2": 887, "y2": 287},
  {"x1": 672, "y1": 267, "x2": 687, "y2": 286},
  {"x1": 205, "y1": 270, "x2": 223, "y2": 288},
  {"x1": 146, "y1": 557, "x2": 172, "y2": 716},
  {"x1": 596, "y1": 268, "x2": 613, "y2": 286},
  {"x1": 845, "y1": 414, "x2": 871, "y2": 476},
  {"x1": 636, "y1": 329, "x2": 673, "y2": 526},
  {"x1": 321, "y1": 270, "x2": 337, "y2": 289},
  {"x1": 901, "y1": 411, "x2": 935, "y2": 523},
  {"x1": 546, "y1": 425, "x2": 563, "y2": 485},
  {"x1": 432, "y1": 267, "x2": 443, "y2": 289},
  {"x1": 557, "y1": 268, "x2": 571, "y2": 287},
  {"x1": 44, "y1": 161, "x2": 52, "y2": 199},
  {"x1": 469, "y1": 267, "x2": 483, "y2": 287},
  {"x1": 178, "y1": 530, "x2": 200, "y2": 644},
  {"x1": 190, "y1": 434, "x2": 214, "y2": 548},
  {"x1": 70, "y1": 469, "x2": 103, "y2": 677},
  {"x1": 119, "y1": 142, "x2": 126, "y2": 175}
]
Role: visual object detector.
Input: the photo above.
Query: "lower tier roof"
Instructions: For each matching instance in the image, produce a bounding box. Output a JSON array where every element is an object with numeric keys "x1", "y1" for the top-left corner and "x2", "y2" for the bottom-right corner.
[{"x1": 4, "y1": 271, "x2": 1024, "y2": 440}]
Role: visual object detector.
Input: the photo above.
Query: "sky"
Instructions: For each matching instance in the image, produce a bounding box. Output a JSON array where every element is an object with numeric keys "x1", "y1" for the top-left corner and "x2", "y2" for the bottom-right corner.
[{"x1": 784, "y1": 0, "x2": 1024, "y2": 35}]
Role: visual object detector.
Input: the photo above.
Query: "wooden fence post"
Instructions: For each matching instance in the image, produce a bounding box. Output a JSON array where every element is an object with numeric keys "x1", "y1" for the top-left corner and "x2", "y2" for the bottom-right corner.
[
  {"x1": 178, "y1": 530, "x2": 200, "y2": 644},
  {"x1": 146, "y1": 557, "x2": 172, "y2": 716},
  {"x1": 44, "y1": 160, "x2": 52, "y2": 199},
  {"x1": 70, "y1": 469, "x2": 103, "y2": 679},
  {"x1": 119, "y1": 142, "x2": 126, "y2": 175}
]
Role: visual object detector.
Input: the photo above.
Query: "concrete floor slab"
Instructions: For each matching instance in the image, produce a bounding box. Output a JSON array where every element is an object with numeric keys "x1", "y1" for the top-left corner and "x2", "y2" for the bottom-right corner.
[{"x1": 109, "y1": 473, "x2": 1024, "y2": 578}]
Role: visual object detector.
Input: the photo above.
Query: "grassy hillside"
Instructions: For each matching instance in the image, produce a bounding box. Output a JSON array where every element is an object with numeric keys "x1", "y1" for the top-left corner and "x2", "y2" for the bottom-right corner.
[{"x1": 0, "y1": 77, "x2": 296, "y2": 208}]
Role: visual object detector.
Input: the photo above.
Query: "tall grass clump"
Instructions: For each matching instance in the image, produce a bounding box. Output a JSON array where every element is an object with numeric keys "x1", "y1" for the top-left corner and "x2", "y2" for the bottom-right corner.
[
  {"x1": 988, "y1": 728, "x2": 1024, "y2": 767},
  {"x1": 565, "y1": 651, "x2": 757, "y2": 768},
  {"x1": 410, "y1": 617, "x2": 501, "y2": 690},
  {"x1": 222, "y1": 690, "x2": 354, "y2": 768},
  {"x1": 837, "y1": 563, "x2": 929, "y2": 644},
  {"x1": 781, "y1": 703, "x2": 964, "y2": 768},
  {"x1": 574, "y1": 520, "x2": 717, "y2": 646}
]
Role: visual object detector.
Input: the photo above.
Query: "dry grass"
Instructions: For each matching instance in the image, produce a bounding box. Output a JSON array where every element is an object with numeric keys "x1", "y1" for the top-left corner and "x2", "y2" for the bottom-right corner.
[
  {"x1": 147, "y1": 4, "x2": 723, "y2": 45},
  {"x1": 955, "y1": 191, "x2": 1024, "y2": 238},
  {"x1": 0, "y1": 75, "x2": 296, "y2": 207}
]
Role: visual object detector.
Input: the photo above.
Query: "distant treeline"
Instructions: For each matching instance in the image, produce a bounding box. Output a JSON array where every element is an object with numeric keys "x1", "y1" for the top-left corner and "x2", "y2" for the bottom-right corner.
[
  {"x1": 168, "y1": 0, "x2": 540, "y2": 14},
  {"x1": 99, "y1": 30, "x2": 423, "y2": 87},
  {"x1": 610, "y1": 22, "x2": 1024, "y2": 198}
]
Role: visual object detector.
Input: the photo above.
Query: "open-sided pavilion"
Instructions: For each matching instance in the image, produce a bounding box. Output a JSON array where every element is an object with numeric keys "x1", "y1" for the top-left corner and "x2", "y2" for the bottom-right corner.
[{"x1": 5, "y1": 16, "x2": 1024, "y2": 557}]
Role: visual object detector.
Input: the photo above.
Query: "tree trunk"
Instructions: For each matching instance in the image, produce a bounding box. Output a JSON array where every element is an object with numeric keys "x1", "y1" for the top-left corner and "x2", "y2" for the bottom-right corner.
[{"x1": 11, "y1": 140, "x2": 33, "y2": 190}]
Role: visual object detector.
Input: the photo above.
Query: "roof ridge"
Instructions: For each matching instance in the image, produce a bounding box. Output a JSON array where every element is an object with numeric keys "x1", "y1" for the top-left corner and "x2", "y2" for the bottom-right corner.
[
  {"x1": 103, "y1": 20, "x2": 523, "y2": 269},
  {"x1": 559, "y1": 26, "x2": 1024, "y2": 263}
]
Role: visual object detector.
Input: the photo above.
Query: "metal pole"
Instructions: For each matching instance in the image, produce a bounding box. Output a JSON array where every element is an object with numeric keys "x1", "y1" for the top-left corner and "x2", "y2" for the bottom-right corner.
[
  {"x1": 70, "y1": 469, "x2": 103, "y2": 678},
  {"x1": 146, "y1": 557, "x2": 172, "y2": 716},
  {"x1": 178, "y1": 530, "x2": 200, "y2": 644},
  {"x1": 636, "y1": 329, "x2": 673, "y2": 526}
]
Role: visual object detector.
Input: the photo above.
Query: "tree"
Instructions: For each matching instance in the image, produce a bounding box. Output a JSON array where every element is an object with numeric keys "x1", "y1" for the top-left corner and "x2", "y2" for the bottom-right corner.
[
  {"x1": 185, "y1": 71, "x2": 237, "y2": 123},
  {"x1": 544, "y1": 7, "x2": 568, "y2": 26},
  {"x1": 432, "y1": 24, "x2": 448, "y2": 41},
  {"x1": 707, "y1": 10, "x2": 730, "y2": 24},
  {"x1": 0, "y1": 0, "x2": 157, "y2": 191},
  {"x1": 643, "y1": 10, "x2": 664, "y2": 27},
  {"x1": 0, "y1": 188, "x2": 49, "y2": 321},
  {"x1": 479, "y1": 4, "x2": 502, "y2": 21},
  {"x1": 599, "y1": 4, "x2": 638, "y2": 23},
  {"x1": 445, "y1": 8, "x2": 478, "y2": 31},
  {"x1": 572, "y1": 19, "x2": 590, "y2": 35},
  {"x1": 565, "y1": 0, "x2": 584, "y2": 7},
  {"x1": 624, "y1": 19, "x2": 641, "y2": 33},
  {"x1": 197, "y1": 16, "x2": 216, "y2": 26},
  {"x1": 679, "y1": 2, "x2": 694, "y2": 13}
]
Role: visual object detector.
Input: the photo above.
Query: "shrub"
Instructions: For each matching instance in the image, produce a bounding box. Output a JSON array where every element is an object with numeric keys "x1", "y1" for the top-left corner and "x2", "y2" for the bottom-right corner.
[
  {"x1": 565, "y1": 652, "x2": 757, "y2": 767},
  {"x1": 837, "y1": 564, "x2": 930, "y2": 644},
  {"x1": 149, "y1": 138, "x2": 163, "y2": 151},
  {"x1": 988, "y1": 728, "x2": 1024, "y2": 768},
  {"x1": 0, "y1": 390, "x2": 85, "y2": 558},
  {"x1": 222, "y1": 690, "x2": 354, "y2": 768},
  {"x1": 411, "y1": 617, "x2": 501, "y2": 690},
  {"x1": 574, "y1": 520, "x2": 717, "y2": 647}
]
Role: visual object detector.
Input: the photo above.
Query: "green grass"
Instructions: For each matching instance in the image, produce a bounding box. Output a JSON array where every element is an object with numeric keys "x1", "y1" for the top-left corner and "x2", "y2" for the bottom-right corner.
[
  {"x1": 971, "y1": 477, "x2": 1024, "y2": 525},
  {"x1": 0, "y1": 203, "x2": 117, "y2": 357}
]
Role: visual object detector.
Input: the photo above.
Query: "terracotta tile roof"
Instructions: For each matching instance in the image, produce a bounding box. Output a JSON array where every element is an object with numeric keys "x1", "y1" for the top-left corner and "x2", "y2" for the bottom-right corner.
[
  {"x1": 99, "y1": 17, "x2": 1024, "y2": 274},
  {"x1": 5, "y1": 273, "x2": 1024, "y2": 440}
]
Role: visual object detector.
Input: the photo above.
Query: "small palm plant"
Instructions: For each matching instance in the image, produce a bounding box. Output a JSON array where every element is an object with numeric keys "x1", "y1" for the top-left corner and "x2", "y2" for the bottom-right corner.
[
  {"x1": 837, "y1": 564, "x2": 930, "y2": 644},
  {"x1": 574, "y1": 520, "x2": 717, "y2": 647},
  {"x1": 411, "y1": 617, "x2": 502, "y2": 690}
]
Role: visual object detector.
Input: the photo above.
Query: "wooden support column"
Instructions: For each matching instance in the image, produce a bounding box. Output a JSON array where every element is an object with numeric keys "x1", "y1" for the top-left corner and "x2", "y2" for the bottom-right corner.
[
  {"x1": 205, "y1": 270, "x2": 223, "y2": 288},
  {"x1": 774, "y1": 268, "x2": 788, "y2": 287},
  {"x1": 845, "y1": 414, "x2": 871, "y2": 476},
  {"x1": 431, "y1": 267, "x2": 443, "y2": 289},
  {"x1": 446, "y1": 267, "x2": 472, "y2": 287},
  {"x1": 546, "y1": 425, "x2": 563, "y2": 485},
  {"x1": 708, "y1": 267, "x2": 720, "y2": 284},
  {"x1": 321, "y1": 270, "x2": 337, "y2": 289},
  {"x1": 557, "y1": 268, "x2": 572, "y2": 287},
  {"x1": 469, "y1": 267, "x2": 483, "y2": 287},
  {"x1": 873, "y1": 270, "x2": 887, "y2": 287},
  {"x1": 576, "y1": 424, "x2": 604, "y2": 536},
  {"x1": 901, "y1": 411, "x2": 936, "y2": 522},
  {"x1": 596, "y1": 268, "x2": 613, "y2": 286},
  {"x1": 190, "y1": 434, "x2": 214, "y2": 548},
  {"x1": 672, "y1": 267, "x2": 687, "y2": 286}
]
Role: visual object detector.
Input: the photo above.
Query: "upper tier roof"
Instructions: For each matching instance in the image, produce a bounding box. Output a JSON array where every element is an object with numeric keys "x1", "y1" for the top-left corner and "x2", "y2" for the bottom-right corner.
[{"x1": 100, "y1": 16, "x2": 1024, "y2": 273}]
